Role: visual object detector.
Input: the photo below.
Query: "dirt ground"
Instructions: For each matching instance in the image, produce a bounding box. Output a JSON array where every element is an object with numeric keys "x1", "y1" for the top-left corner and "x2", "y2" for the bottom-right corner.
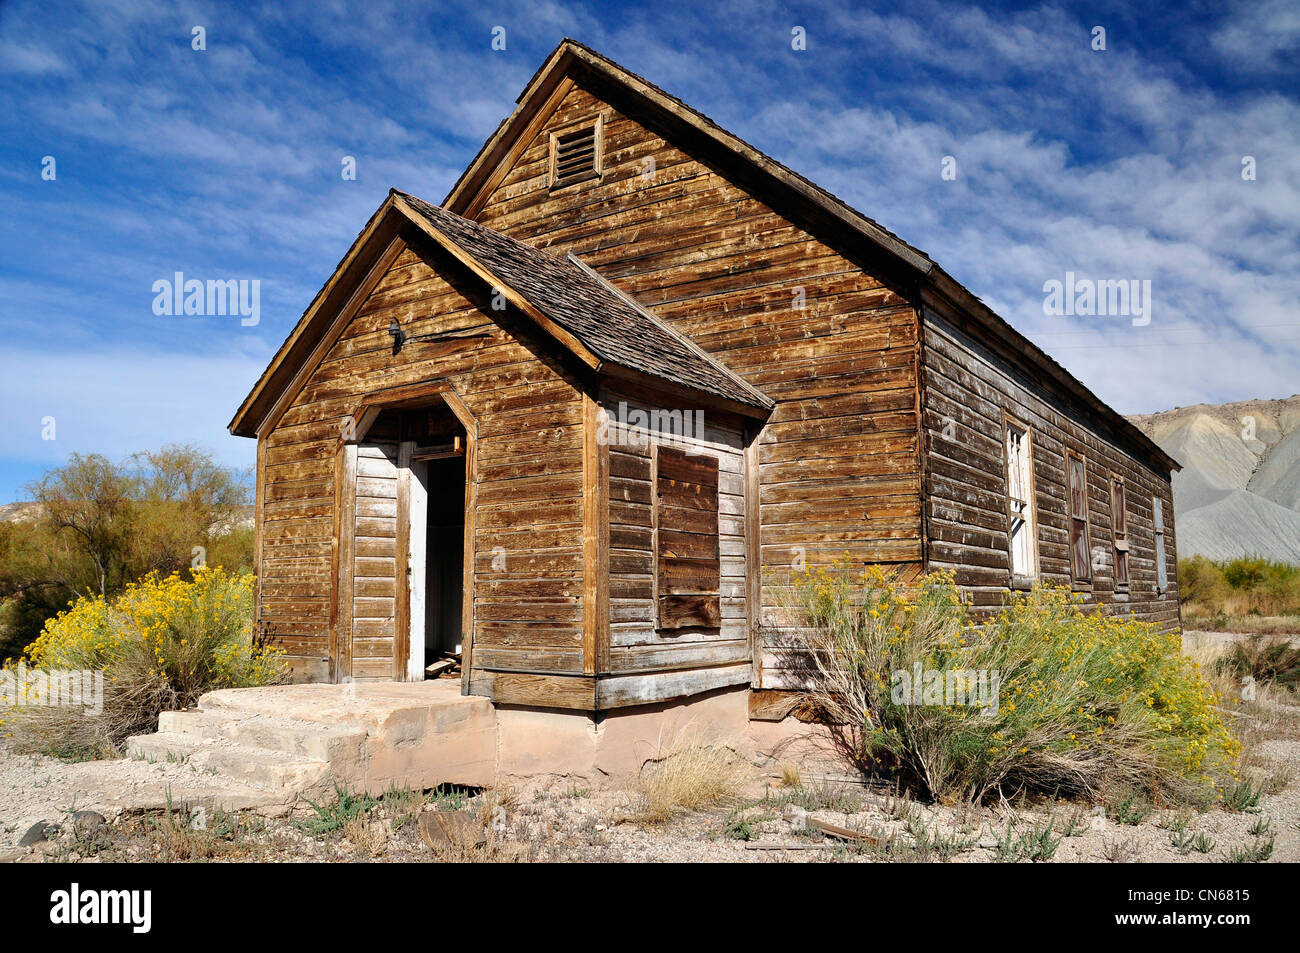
[
  {"x1": 3, "y1": 628, "x2": 1297, "y2": 864},
  {"x1": 3, "y1": 701, "x2": 1297, "y2": 864}
]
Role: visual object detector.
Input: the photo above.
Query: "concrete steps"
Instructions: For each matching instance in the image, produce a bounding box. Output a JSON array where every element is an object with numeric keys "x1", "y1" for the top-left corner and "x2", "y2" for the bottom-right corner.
[
  {"x1": 156, "y1": 708, "x2": 367, "y2": 762},
  {"x1": 122, "y1": 680, "x2": 498, "y2": 815},
  {"x1": 126, "y1": 731, "x2": 331, "y2": 792}
]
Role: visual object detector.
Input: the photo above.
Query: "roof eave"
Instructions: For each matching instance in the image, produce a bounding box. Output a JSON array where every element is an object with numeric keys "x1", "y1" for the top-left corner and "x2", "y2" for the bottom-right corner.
[
  {"x1": 923, "y1": 270, "x2": 1182, "y2": 476},
  {"x1": 228, "y1": 193, "x2": 404, "y2": 438}
]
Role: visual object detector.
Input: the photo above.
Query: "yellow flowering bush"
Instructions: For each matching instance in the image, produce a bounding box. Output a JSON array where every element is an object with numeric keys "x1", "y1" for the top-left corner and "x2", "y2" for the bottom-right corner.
[
  {"x1": 781, "y1": 559, "x2": 1240, "y2": 805},
  {"x1": 5, "y1": 567, "x2": 286, "y2": 758}
]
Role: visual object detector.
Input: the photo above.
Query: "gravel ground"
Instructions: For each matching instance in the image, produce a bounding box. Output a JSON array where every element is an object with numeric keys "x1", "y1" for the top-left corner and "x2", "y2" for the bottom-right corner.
[
  {"x1": 4, "y1": 630, "x2": 1298, "y2": 863},
  {"x1": 0, "y1": 741, "x2": 277, "y2": 854},
  {"x1": 3, "y1": 712, "x2": 1297, "y2": 863}
]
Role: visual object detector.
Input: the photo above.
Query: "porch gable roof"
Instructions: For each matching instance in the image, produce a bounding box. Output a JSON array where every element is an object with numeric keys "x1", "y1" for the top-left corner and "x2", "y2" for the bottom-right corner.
[{"x1": 228, "y1": 190, "x2": 773, "y2": 438}]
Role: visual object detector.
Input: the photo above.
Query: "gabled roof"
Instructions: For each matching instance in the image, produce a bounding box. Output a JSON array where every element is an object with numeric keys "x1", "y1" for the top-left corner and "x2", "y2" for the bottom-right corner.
[
  {"x1": 396, "y1": 192, "x2": 772, "y2": 414},
  {"x1": 228, "y1": 190, "x2": 771, "y2": 437},
  {"x1": 442, "y1": 39, "x2": 1179, "y2": 475}
]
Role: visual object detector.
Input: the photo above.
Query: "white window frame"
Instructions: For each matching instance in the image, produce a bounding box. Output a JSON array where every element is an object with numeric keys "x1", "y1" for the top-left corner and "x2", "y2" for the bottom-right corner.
[{"x1": 1003, "y1": 417, "x2": 1038, "y2": 582}]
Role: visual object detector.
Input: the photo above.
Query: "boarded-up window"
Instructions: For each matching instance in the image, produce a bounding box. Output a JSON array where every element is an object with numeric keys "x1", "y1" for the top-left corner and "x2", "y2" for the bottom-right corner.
[
  {"x1": 549, "y1": 120, "x2": 602, "y2": 189},
  {"x1": 1004, "y1": 421, "x2": 1037, "y2": 579},
  {"x1": 655, "y1": 446, "x2": 720, "y2": 629},
  {"x1": 1111, "y1": 477, "x2": 1129, "y2": 590},
  {"x1": 1066, "y1": 452, "x2": 1091, "y2": 583},
  {"x1": 1154, "y1": 496, "x2": 1168, "y2": 594}
]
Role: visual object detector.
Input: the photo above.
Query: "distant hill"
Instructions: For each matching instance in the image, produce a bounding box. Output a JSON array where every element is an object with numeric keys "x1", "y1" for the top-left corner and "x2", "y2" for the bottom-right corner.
[
  {"x1": 1129, "y1": 395, "x2": 1300, "y2": 563},
  {"x1": 0, "y1": 502, "x2": 41, "y2": 523}
]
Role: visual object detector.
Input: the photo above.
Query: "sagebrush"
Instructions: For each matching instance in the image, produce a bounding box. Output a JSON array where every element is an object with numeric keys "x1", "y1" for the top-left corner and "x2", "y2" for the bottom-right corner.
[
  {"x1": 779, "y1": 562, "x2": 1240, "y2": 805},
  {"x1": 2, "y1": 567, "x2": 285, "y2": 758}
]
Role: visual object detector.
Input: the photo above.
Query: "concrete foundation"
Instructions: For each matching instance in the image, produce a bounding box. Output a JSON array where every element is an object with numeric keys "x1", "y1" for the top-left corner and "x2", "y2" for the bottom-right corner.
[{"x1": 123, "y1": 680, "x2": 841, "y2": 811}]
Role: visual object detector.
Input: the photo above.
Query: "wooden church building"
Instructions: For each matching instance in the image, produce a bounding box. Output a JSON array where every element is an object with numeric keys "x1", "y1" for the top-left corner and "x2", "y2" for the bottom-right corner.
[{"x1": 229, "y1": 40, "x2": 1181, "y2": 712}]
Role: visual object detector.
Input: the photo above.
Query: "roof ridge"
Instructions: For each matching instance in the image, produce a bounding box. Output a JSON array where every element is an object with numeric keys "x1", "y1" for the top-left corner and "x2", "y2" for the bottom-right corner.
[{"x1": 438, "y1": 40, "x2": 1177, "y2": 474}]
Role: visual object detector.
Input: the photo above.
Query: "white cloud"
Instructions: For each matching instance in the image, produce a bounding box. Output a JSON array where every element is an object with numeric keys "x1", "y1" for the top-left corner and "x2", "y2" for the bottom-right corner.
[{"x1": 0, "y1": 347, "x2": 265, "y2": 472}]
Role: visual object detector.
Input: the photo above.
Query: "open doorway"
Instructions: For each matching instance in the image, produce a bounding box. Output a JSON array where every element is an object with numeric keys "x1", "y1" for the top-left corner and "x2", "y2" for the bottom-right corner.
[
  {"x1": 404, "y1": 401, "x2": 468, "y2": 681},
  {"x1": 423, "y1": 454, "x2": 465, "y2": 667}
]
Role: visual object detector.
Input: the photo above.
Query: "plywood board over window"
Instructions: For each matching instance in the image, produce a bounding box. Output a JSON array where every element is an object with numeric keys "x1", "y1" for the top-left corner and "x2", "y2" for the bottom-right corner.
[
  {"x1": 1066, "y1": 450, "x2": 1091, "y2": 585},
  {"x1": 1110, "y1": 475, "x2": 1129, "y2": 592},
  {"x1": 654, "y1": 445, "x2": 721, "y2": 630}
]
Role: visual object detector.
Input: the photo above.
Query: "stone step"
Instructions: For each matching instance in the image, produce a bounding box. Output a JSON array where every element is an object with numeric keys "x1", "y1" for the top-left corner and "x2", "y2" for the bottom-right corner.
[
  {"x1": 110, "y1": 780, "x2": 296, "y2": 818},
  {"x1": 126, "y1": 732, "x2": 330, "y2": 793},
  {"x1": 158, "y1": 709, "x2": 367, "y2": 762}
]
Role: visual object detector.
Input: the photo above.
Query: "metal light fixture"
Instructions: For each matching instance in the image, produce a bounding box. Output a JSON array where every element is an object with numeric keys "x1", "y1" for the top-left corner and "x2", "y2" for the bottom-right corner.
[
  {"x1": 387, "y1": 318, "x2": 490, "y2": 354},
  {"x1": 387, "y1": 319, "x2": 408, "y2": 352}
]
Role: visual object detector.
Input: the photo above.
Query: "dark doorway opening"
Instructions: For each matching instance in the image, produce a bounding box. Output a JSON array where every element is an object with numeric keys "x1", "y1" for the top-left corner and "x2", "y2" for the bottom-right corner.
[{"x1": 425, "y1": 453, "x2": 465, "y2": 667}]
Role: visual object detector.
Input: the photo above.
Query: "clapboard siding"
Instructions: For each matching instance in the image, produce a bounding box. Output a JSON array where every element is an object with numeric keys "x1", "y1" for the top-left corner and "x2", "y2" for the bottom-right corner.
[
  {"x1": 472, "y1": 81, "x2": 925, "y2": 690},
  {"x1": 920, "y1": 309, "x2": 1179, "y2": 629},
  {"x1": 258, "y1": 239, "x2": 588, "y2": 677},
  {"x1": 602, "y1": 392, "x2": 751, "y2": 678}
]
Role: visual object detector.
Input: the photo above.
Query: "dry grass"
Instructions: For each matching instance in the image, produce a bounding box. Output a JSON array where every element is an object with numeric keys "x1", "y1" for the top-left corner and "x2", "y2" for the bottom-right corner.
[
  {"x1": 146, "y1": 802, "x2": 262, "y2": 862},
  {"x1": 342, "y1": 816, "x2": 388, "y2": 858},
  {"x1": 627, "y1": 730, "x2": 745, "y2": 824},
  {"x1": 1221, "y1": 635, "x2": 1300, "y2": 691},
  {"x1": 1186, "y1": 631, "x2": 1300, "y2": 798},
  {"x1": 1185, "y1": 614, "x2": 1300, "y2": 637},
  {"x1": 3, "y1": 703, "x2": 120, "y2": 762}
]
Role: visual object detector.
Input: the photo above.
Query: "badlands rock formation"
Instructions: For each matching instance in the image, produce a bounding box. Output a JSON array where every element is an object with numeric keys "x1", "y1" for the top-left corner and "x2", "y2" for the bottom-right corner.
[{"x1": 1129, "y1": 395, "x2": 1300, "y2": 562}]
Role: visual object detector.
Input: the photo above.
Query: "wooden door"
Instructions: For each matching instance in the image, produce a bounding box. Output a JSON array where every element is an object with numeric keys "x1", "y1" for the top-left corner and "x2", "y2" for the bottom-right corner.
[{"x1": 347, "y1": 439, "x2": 402, "y2": 680}]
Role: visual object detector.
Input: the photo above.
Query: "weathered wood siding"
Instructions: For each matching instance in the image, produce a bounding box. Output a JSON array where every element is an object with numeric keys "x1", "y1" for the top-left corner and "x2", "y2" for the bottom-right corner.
[
  {"x1": 920, "y1": 309, "x2": 1179, "y2": 628},
  {"x1": 259, "y1": 239, "x2": 588, "y2": 679},
  {"x1": 602, "y1": 392, "x2": 751, "y2": 685},
  {"x1": 350, "y1": 440, "x2": 400, "y2": 678},
  {"x1": 468, "y1": 80, "x2": 925, "y2": 689}
]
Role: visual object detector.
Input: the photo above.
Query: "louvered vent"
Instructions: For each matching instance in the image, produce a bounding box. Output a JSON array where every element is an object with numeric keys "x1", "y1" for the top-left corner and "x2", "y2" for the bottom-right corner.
[{"x1": 550, "y1": 123, "x2": 601, "y2": 188}]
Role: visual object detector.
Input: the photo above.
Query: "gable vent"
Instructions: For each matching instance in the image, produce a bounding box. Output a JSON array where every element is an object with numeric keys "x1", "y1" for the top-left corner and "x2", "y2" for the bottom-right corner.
[{"x1": 550, "y1": 121, "x2": 601, "y2": 189}]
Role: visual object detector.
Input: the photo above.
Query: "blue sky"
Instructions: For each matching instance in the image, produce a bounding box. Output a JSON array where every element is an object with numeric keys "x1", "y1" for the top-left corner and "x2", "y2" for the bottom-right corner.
[{"x1": 1, "y1": 0, "x2": 1297, "y2": 502}]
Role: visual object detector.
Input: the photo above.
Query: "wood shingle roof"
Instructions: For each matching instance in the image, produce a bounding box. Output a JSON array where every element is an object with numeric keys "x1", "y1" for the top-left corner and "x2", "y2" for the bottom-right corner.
[{"x1": 395, "y1": 191, "x2": 773, "y2": 414}]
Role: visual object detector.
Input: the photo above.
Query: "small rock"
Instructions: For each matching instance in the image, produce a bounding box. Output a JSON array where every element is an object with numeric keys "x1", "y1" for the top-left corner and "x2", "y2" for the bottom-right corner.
[
  {"x1": 978, "y1": 837, "x2": 997, "y2": 849},
  {"x1": 72, "y1": 811, "x2": 108, "y2": 835},
  {"x1": 67, "y1": 851, "x2": 81, "y2": 862},
  {"x1": 417, "y1": 810, "x2": 486, "y2": 851},
  {"x1": 18, "y1": 822, "x2": 51, "y2": 847}
]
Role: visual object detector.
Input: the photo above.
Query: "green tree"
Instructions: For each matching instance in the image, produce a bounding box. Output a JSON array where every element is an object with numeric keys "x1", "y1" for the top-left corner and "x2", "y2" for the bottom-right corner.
[{"x1": 0, "y1": 445, "x2": 253, "y2": 662}]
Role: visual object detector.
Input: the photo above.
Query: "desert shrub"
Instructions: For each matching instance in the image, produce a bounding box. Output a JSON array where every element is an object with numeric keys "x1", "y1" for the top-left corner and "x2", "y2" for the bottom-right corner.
[
  {"x1": 0, "y1": 445, "x2": 252, "y2": 666},
  {"x1": 1179, "y1": 555, "x2": 1229, "y2": 611},
  {"x1": 1181, "y1": 556, "x2": 1300, "y2": 618},
  {"x1": 780, "y1": 562, "x2": 1240, "y2": 805},
  {"x1": 629, "y1": 732, "x2": 743, "y2": 823},
  {"x1": 1218, "y1": 635, "x2": 1300, "y2": 692},
  {"x1": 1, "y1": 567, "x2": 285, "y2": 758}
]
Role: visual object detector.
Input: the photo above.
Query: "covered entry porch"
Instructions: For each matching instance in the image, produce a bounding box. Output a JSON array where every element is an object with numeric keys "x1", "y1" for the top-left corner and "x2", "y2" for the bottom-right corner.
[{"x1": 332, "y1": 384, "x2": 477, "y2": 686}]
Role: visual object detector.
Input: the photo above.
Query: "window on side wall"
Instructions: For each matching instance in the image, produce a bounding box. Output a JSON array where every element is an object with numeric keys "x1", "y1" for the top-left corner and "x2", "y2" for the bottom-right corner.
[
  {"x1": 1066, "y1": 451, "x2": 1091, "y2": 584},
  {"x1": 654, "y1": 446, "x2": 721, "y2": 630},
  {"x1": 1111, "y1": 476, "x2": 1129, "y2": 592},
  {"x1": 1004, "y1": 420, "x2": 1037, "y2": 581}
]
